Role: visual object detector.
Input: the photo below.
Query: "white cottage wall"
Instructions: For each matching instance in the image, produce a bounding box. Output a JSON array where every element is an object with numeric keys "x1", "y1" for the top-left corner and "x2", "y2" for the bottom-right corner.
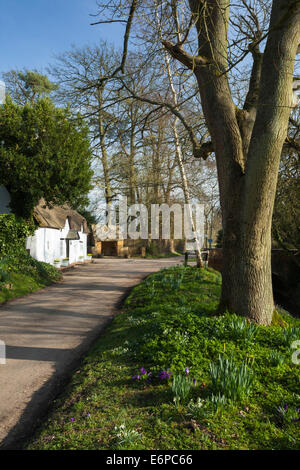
[
  {"x1": 26, "y1": 219, "x2": 87, "y2": 265},
  {"x1": 0, "y1": 187, "x2": 88, "y2": 264},
  {"x1": 80, "y1": 232, "x2": 87, "y2": 258},
  {"x1": 26, "y1": 228, "x2": 60, "y2": 263}
]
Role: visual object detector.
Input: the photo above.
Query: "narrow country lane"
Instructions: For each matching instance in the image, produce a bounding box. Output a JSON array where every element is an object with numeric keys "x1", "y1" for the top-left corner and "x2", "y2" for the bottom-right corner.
[{"x1": 0, "y1": 257, "x2": 183, "y2": 449}]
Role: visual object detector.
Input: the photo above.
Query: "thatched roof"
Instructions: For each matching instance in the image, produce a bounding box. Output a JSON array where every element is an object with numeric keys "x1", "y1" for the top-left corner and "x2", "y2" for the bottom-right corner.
[{"x1": 33, "y1": 199, "x2": 89, "y2": 233}]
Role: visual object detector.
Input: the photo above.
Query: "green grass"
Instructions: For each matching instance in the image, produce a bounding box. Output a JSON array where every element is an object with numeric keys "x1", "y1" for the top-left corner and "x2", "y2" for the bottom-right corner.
[
  {"x1": 27, "y1": 266, "x2": 300, "y2": 450},
  {"x1": 0, "y1": 251, "x2": 62, "y2": 303}
]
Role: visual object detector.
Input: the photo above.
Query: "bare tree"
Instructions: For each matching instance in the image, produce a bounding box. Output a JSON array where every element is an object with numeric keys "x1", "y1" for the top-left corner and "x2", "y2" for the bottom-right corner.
[
  {"x1": 49, "y1": 43, "x2": 122, "y2": 217},
  {"x1": 94, "y1": 0, "x2": 300, "y2": 324},
  {"x1": 159, "y1": 0, "x2": 300, "y2": 324}
]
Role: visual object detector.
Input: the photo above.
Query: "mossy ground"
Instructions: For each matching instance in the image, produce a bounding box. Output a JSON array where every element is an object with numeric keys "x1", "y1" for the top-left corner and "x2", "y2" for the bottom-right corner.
[{"x1": 27, "y1": 266, "x2": 300, "y2": 450}]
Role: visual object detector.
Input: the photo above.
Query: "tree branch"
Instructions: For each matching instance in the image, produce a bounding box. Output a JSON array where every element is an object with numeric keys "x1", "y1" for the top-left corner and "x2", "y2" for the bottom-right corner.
[
  {"x1": 283, "y1": 136, "x2": 300, "y2": 153},
  {"x1": 243, "y1": 46, "x2": 263, "y2": 113},
  {"x1": 161, "y1": 40, "x2": 210, "y2": 71},
  {"x1": 248, "y1": 0, "x2": 300, "y2": 159},
  {"x1": 194, "y1": 140, "x2": 214, "y2": 159},
  {"x1": 90, "y1": 19, "x2": 127, "y2": 25},
  {"x1": 91, "y1": 0, "x2": 138, "y2": 87},
  {"x1": 120, "y1": 80, "x2": 208, "y2": 159}
]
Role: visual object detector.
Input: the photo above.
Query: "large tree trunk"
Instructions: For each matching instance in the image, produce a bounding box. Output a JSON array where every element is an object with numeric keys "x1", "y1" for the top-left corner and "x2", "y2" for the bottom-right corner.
[
  {"x1": 237, "y1": 0, "x2": 298, "y2": 324},
  {"x1": 220, "y1": 208, "x2": 274, "y2": 325},
  {"x1": 163, "y1": 0, "x2": 299, "y2": 324}
]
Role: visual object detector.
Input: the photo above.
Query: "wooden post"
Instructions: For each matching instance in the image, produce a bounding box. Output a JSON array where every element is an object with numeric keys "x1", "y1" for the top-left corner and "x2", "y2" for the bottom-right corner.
[
  {"x1": 184, "y1": 251, "x2": 188, "y2": 267},
  {"x1": 202, "y1": 251, "x2": 209, "y2": 269}
]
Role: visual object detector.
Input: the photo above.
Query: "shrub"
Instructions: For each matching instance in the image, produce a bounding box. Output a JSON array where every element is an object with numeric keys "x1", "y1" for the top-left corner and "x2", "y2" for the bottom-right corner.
[
  {"x1": 0, "y1": 265, "x2": 10, "y2": 284},
  {"x1": 209, "y1": 355, "x2": 254, "y2": 401},
  {"x1": 0, "y1": 214, "x2": 34, "y2": 257}
]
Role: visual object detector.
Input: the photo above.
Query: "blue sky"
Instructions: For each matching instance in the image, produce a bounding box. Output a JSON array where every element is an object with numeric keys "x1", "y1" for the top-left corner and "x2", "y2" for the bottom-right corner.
[{"x1": 0, "y1": 0, "x2": 124, "y2": 75}]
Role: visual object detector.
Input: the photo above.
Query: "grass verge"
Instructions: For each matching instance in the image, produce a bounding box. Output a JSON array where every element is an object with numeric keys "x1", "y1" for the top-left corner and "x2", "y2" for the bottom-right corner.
[
  {"x1": 0, "y1": 252, "x2": 62, "y2": 303},
  {"x1": 27, "y1": 266, "x2": 300, "y2": 450}
]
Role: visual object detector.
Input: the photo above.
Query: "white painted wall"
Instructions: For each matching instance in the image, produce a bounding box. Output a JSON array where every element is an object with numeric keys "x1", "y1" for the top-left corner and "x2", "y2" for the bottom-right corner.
[
  {"x1": 26, "y1": 227, "x2": 61, "y2": 264},
  {"x1": 0, "y1": 187, "x2": 88, "y2": 265},
  {"x1": 0, "y1": 186, "x2": 11, "y2": 214},
  {"x1": 26, "y1": 218, "x2": 88, "y2": 265}
]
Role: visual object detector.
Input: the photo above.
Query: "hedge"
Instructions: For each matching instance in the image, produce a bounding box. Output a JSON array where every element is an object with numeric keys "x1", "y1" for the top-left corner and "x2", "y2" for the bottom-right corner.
[{"x1": 0, "y1": 214, "x2": 35, "y2": 257}]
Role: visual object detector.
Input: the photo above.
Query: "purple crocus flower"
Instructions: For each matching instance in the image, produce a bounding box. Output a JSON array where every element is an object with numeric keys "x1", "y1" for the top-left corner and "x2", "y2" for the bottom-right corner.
[
  {"x1": 185, "y1": 367, "x2": 189, "y2": 375},
  {"x1": 158, "y1": 370, "x2": 172, "y2": 380},
  {"x1": 136, "y1": 375, "x2": 141, "y2": 380},
  {"x1": 140, "y1": 367, "x2": 147, "y2": 375},
  {"x1": 147, "y1": 371, "x2": 152, "y2": 377},
  {"x1": 70, "y1": 418, "x2": 75, "y2": 422},
  {"x1": 192, "y1": 378, "x2": 197, "y2": 386},
  {"x1": 284, "y1": 403, "x2": 288, "y2": 411}
]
